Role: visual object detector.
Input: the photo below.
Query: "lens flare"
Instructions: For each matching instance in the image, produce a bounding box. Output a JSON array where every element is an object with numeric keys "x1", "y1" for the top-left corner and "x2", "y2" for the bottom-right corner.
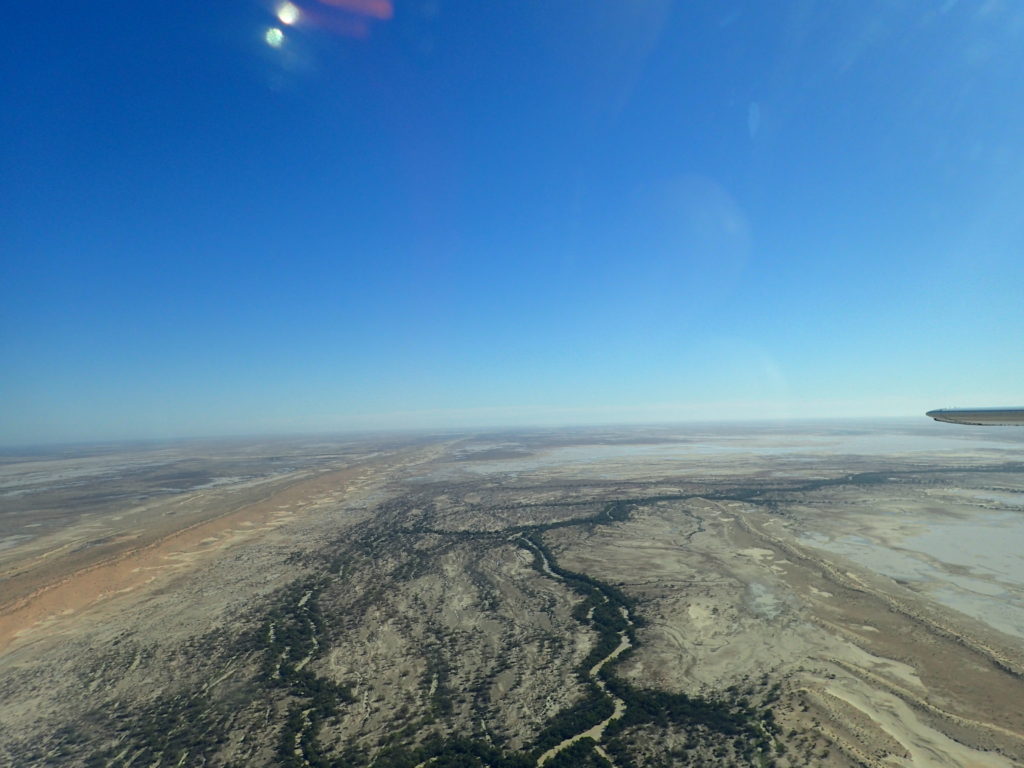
[
  {"x1": 315, "y1": 0, "x2": 393, "y2": 21},
  {"x1": 277, "y1": 2, "x2": 300, "y2": 25},
  {"x1": 265, "y1": 27, "x2": 285, "y2": 47}
]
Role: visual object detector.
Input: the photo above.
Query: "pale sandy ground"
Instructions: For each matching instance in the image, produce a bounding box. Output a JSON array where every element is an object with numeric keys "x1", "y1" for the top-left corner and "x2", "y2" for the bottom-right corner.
[
  {"x1": 798, "y1": 491, "x2": 1024, "y2": 640},
  {"x1": 0, "y1": 441, "x2": 450, "y2": 657},
  {"x1": 0, "y1": 465, "x2": 363, "y2": 653},
  {"x1": 546, "y1": 488, "x2": 1024, "y2": 767}
]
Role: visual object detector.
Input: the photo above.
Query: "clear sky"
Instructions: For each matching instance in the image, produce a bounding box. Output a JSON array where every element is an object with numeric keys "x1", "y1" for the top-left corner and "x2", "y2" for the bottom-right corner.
[{"x1": 3, "y1": 1, "x2": 1024, "y2": 444}]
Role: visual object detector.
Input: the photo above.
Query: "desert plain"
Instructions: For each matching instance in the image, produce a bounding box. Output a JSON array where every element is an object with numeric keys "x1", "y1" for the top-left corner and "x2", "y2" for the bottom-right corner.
[{"x1": 1, "y1": 421, "x2": 1023, "y2": 767}]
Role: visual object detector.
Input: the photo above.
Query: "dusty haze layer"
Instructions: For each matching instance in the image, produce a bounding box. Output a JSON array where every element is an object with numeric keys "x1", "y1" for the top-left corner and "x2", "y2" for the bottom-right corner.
[{"x1": 1, "y1": 422, "x2": 1023, "y2": 767}]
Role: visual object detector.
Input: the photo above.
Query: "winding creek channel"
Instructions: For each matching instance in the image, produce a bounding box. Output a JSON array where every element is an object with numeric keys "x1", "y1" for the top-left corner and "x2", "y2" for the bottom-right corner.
[{"x1": 519, "y1": 536, "x2": 635, "y2": 767}]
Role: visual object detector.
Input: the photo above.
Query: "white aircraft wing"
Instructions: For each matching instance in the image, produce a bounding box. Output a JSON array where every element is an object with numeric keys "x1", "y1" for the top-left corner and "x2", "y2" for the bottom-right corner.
[{"x1": 926, "y1": 408, "x2": 1024, "y2": 426}]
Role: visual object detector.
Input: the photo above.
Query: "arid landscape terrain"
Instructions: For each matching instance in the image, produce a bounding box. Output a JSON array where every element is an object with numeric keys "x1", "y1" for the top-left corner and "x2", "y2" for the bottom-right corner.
[{"x1": 2, "y1": 421, "x2": 1023, "y2": 767}]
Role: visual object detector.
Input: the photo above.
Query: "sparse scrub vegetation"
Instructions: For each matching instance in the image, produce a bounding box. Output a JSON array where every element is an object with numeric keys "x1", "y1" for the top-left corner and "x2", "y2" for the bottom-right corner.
[{"x1": 12, "y1": 475, "x2": 828, "y2": 767}]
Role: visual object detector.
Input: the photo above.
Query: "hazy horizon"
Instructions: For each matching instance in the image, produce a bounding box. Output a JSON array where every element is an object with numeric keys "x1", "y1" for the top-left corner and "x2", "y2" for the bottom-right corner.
[{"x1": 0, "y1": 411, "x2": 1006, "y2": 451}]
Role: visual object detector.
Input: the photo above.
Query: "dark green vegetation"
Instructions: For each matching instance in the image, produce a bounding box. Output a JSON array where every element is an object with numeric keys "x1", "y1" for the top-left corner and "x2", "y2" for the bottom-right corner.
[
  {"x1": 367, "y1": 735, "x2": 534, "y2": 768},
  {"x1": 27, "y1": 468, "x2": 862, "y2": 768},
  {"x1": 529, "y1": 681, "x2": 613, "y2": 755},
  {"x1": 76, "y1": 692, "x2": 230, "y2": 768},
  {"x1": 601, "y1": 670, "x2": 779, "y2": 768},
  {"x1": 349, "y1": 495, "x2": 783, "y2": 767},
  {"x1": 259, "y1": 579, "x2": 355, "y2": 767},
  {"x1": 514, "y1": 523, "x2": 778, "y2": 767},
  {"x1": 61, "y1": 575, "x2": 356, "y2": 768},
  {"x1": 542, "y1": 738, "x2": 612, "y2": 768},
  {"x1": 259, "y1": 578, "x2": 350, "y2": 702}
]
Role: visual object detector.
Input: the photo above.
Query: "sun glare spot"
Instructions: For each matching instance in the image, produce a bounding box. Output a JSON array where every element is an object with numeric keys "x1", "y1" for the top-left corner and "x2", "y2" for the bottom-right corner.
[
  {"x1": 265, "y1": 27, "x2": 285, "y2": 47},
  {"x1": 277, "y1": 2, "x2": 300, "y2": 25}
]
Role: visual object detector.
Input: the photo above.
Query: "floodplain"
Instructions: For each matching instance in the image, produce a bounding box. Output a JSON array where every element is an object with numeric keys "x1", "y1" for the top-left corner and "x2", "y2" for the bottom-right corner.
[{"x1": 1, "y1": 421, "x2": 1023, "y2": 767}]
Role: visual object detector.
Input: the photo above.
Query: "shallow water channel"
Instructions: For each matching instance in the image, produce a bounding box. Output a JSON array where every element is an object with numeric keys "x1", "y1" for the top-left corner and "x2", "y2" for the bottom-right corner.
[{"x1": 523, "y1": 538, "x2": 634, "y2": 767}]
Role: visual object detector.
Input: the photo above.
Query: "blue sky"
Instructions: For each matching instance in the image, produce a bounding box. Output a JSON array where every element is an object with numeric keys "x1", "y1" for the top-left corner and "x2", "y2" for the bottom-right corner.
[{"x1": 3, "y1": 0, "x2": 1024, "y2": 443}]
